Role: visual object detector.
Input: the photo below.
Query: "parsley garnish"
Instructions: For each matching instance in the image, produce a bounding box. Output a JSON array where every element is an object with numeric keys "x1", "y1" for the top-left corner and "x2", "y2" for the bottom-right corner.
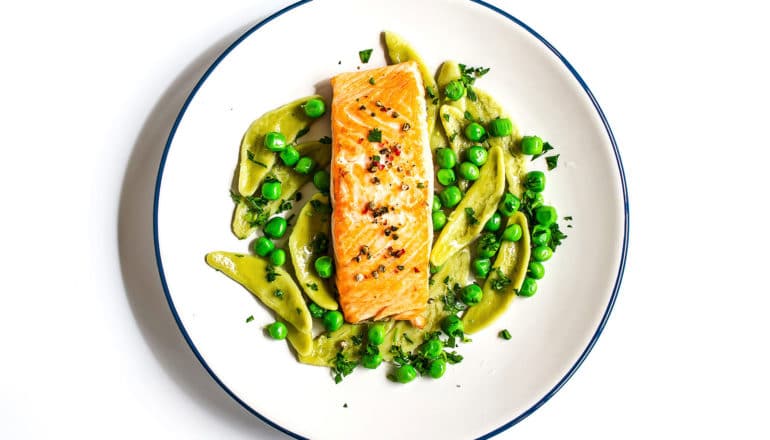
[
  {"x1": 278, "y1": 199, "x2": 292, "y2": 213},
  {"x1": 548, "y1": 222, "x2": 568, "y2": 251},
  {"x1": 331, "y1": 352, "x2": 357, "y2": 384},
  {"x1": 319, "y1": 136, "x2": 332, "y2": 144},
  {"x1": 358, "y1": 48, "x2": 373, "y2": 63},
  {"x1": 546, "y1": 154, "x2": 560, "y2": 170},
  {"x1": 273, "y1": 290, "x2": 284, "y2": 299},
  {"x1": 464, "y1": 111, "x2": 474, "y2": 121},
  {"x1": 306, "y1": 282, "x2": 319, "y2": 291},
  {"x1": 417, "y1": 182, "x2": 425, "y2": 189},
  {"x1": 265, "y1": 265, "x2": 281, "y2": 282},
  {"x1": 499, "y1": 329, "x2": 512, "y2": 340},
  {"x1": 465, "y1": 207, "x2": 478, "y2": 225},
  {"x1": 426, "y1": 86, "x2": 436, "y2": 98},
  {"x1": 246, "y1": 151, "x2": 267, "y2": 168},
  {"x1": 443, "y1": 113, "x2": 450, "y2": 122},
  {"x1": 442, "y1": 284, "x2": 468, "y2": 314},
  {"x1": 295, "y1": 127, "x2": 310, "y2": 141},
  {"x1": 478, "y1": 233, "x2": 500, "y2": 257},
  {"x1": 229, "y1": 190, "x2": 242, "y2": 204},
  {"x1": 310, "y1": 233, "x2": 329, "y2": 255},
  {"x1": 531, "y1": 142, "x2": 554, "y2": 161},
  {"x1": 368, "y1": 77, "x2": 376, "y2": 85},
  {"x1": 351, "y1": 335, "x2": 363, "y2": 346},
  {"x1": 564, "y1": 216, "x2": 573, "y2": 221},
  {"x1": 490, "y1": 268, "x2": 512, "y2": 291},
  {"x1": 367, "y1": 128, "x2": 382, "y2": 142},
  {"x1": 245, "y1": 315, "x2": 254, "y2": 323},
  {"x1": 445, "y1": 351, "x2": 464, "y2": 364}
]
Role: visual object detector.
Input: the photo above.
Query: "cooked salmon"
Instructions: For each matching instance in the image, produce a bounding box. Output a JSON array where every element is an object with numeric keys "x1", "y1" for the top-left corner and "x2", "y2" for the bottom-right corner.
[{"x1": 330, "y1": 61, "x2": 433, "y2": 327}]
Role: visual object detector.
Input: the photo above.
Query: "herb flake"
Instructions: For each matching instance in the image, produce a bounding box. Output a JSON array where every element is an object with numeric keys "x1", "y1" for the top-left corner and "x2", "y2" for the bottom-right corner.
[
  {"x1": 546, "y1": 154, "x2": 560, "y2": 170},
  {"x1": 367, "y1": 128, "x2": 382, "y2": 142},
  {"x1": 358, "y1": 48, "x2": 373, "y2": 63}
]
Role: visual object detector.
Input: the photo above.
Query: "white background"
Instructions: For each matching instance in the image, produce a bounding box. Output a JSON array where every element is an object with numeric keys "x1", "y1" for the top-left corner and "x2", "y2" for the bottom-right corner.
[{"x1": 1, "y1": 0, "x2": 768, "y2": 439}]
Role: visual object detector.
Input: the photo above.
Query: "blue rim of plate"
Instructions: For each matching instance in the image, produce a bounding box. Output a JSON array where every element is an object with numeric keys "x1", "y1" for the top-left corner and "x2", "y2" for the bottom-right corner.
[{"x1": 153, "y1": 0, "x2": 629, "y2": 438}]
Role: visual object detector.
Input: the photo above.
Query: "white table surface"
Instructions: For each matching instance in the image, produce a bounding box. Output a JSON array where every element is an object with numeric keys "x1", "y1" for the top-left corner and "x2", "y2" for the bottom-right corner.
[{"x1": 1, "y1": 0, "x2": 768, "y2": 438}]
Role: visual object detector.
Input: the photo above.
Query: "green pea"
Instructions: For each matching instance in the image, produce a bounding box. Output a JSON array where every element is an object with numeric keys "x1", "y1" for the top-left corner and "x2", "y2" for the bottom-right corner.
[
  {"x1": 253, "y1": 237, "x2": 275, "y2": 257},
  {"x1": 517, "y1": 277, "x2": 538, "y2": 297},
  {"x1": 472, "y1": 258, "x2": 492, "y2": 278},
  {"x1": 313, "y1": 170, "x2": 330, "y2": 191},
  {"x1": 263, "y1": 217, "x2": 287, "y2": 239},
  {"x1": 279, "y1": 146, "x2": 300, "y2": 166},
  {"x1": 267, "y1": 321, "x2": 288, "y2": 340},
  {"x1": 527, "y1": 191, "x2": 544, "y2": 210},
  {"x1": 435, "y1": 148, "x2": 457, "y2": 169},
  {"x1": 428, "y1": 359, "x2": 446, "y2": 379},
  {"x1": 502, "y1": 224, "x2": 523, "y2": 242},
  {"x1": 521, "y1": 135, "x2": 544, "y2": 155},
  {"x1": 322, "y1": 310, "x2": 344, "y2": 332},
  {"x1": 303, "y1": 98, "x2": 326, "y2": 118},
  {"x1": 483, "y1": 211, "x2": 502, "y2": 232},
  {"x1": 528, "y1": 261, "x2": 545, "y2": 280},
  {"x1": 458, "y1": 162, "x2": 480, "y2": 181},
  {"x1": 294, "y1": 156, "x2": 316, "y2": 175},
  {"x1": 488, "y1": 118, "x2": 513, "y2": 137},
  {"x1": 368, "y1": 323, "x2": 386, "y2": 345},
  {"x1": 437, "y1": 168, "x2": 457, "y2": 186},
  {"x1": 535, "y1": 205, "x2": 558, "y2": 226},
  {"x1": 261, "y1": 181, "x2": 282, "y2": 201},
  {"x1": 269, "y1": 248, "x2": 286, "y2": 266},
  {"x1": 264, "y1": 132, "x2": 287, "y2": 152},
  {"x1": 361, "y1": 353, "x2": 383, "y2": 369},
  {"x1": 432, "y1": 194, "x2": 442, "y2": 211},
  {"x1": 395, "y1": 364, "x2": 417, "y2": 383},
  {"x1": 525, "y1": 171, "x2": 546, "y2": 193},
  {"x1": 444, "y1": 80, "x2": 466, "y2": 101},
  {"x1": 461, "y1": 283, "x2": 483, "y2": 306},
  {"x1": 442, "y1": 315, "x2": 464, "y2": 337},
  {"x1": 439, "y1": 186, "x2": 462, "y2": 208},
  {"x1": 308, "y1": 302, "x2": 325, "y2": 318},
  {"x1": 314, "y1": 255, "x2": 334, "y2": 278},
  {"x1": 464, "y1": 122, "x2": 486, "y2": 141},
  {"x1": 466, "y1": 146, "x2": 488, "y2": 167},
  {"x1": 420, "y1": 338, "x2": 443, "y2": 359},
  {"x1": 432, "y1": 210, "x2": 447, "y2": 231},
  {"x1": 532, "y1": 246, "x2": 553, "y2": 262},
  {"x1": 498, "y1": 193, "x2": 521, "y2": 216},
  {"x1": 531, "y1": 225, "x2": 551, "y2": 247},
  {"x1": 477, "y1": 233, "x2": 500, "y2": 259}
]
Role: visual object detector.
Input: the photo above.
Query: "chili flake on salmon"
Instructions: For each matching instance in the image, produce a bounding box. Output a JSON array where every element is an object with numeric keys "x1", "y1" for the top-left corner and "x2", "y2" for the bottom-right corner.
[{"x1": 330, "y1": 61, "x2": 433, "y2": 327}]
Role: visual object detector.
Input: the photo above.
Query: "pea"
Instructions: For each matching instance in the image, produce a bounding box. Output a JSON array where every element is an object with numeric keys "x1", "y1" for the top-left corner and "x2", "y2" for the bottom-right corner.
[
  {"x1": 361, "y1": 353, "x2": 383, "y2": 369},
  {"x1": 521, "y1": 135, "x2": 544, "y2": 155},
  {"x1": 269, "y1": 248, "x2": 286, "y2": 266},
  {"x1": 472, "y1": 258, "x2": 492, "y2": 278},
  {"x1": 253, "y1": 237, "x2": 275, "y2": 257},
  {"x1": 531, "y1": 225, "x2": 551, "y2": 247},
  {"x1": 528, "y1": 191, "x2": 544, "y2": 209},
  {"x1": 464, "y1": 122, "x2": 486, "y2": 141},
  {"x1": 432, "y1": 210, "x2": 447, "y2": 231},
  {"x1": 313, "y1": 170, "x2": 330, "y2": 191},
  {"x1": 525, "y1": 171, "x2": 546, "y2": 193},
  {"x1": 263, "y1": 217, "x2": 287, "y2": 239},
  {"x1": 528, "y1": 261, "x2": 545, "y2": 280},
  {"x1": 488, "y1": 118, "x2": 513, "y2": 137},
  {"x1": 444, "y1": 80, "x2": 466, "y2": 101},
  {"x1": 439, "y1": 186, "x2": 462, "y2": 208},
  {"x1": 420, "y1": 338, "x2": 443, "y2": 359},
  {"x1": 435, "y1": 148, "x2": 457, "y2": 169},
  {"x1": 308, "y1": 302, "x2": 325, "y2": 318},
  {"x1": 314, "y1": 256, "x2": 334, "y2": 278},
  {"x1": 432, "y1": 194, "x2": 442, "y2": 211},
  {"x1": 437, "y1": 168, "x2": 457, "y2": 186},
  {"x1": 517, "y1": 277, "x2": 538, "y2": 297},
  {"x1": 532, "y1": 246, "x2": 553, "y2": 262},
  {"x1": 428, "y1": 359, "x2": 446, "y2": 379},
  {"x1": 303, "y1": 98, "x2": 326, "y2": 118},
  {"x1": 502, "y1": 224, "x2": 523, "y2": 242},
  {"x1": 395, "y1": 364, "x2": 417, "y2": 383},
  {"x1": 535, "y1": 205, "x2": 558, "y2": 226},
  {"x1": 267, "y1": 321, "x2": 288, "y2": 340},
  {"x1": 461, "y1": 283, "x2": 483, "y2": 306},
  {"x1": 442, "y1": 315, "x2": 464, "y2": 337},
  {"x1": 368, "y1": 323, "x2": 386, "y2": 345},
  {"x1": 483, "y1": 211, "x2": 502, "y2": 232},
  {"x1": 466, "y1": 146, "x2": 488, "y2": 166},
  {"x1": 458, "y1": 162, "x2": 480, "y2": 181},
  {"x1": 261, "y1": 181, "x2": 282, "y2": 201},
  {"x1": 498, "y1": 193, "x2": 521, "y2": 216},
  {"x1": 279, "y1": 146, "x2": 300, "y2": 166},
  {"x1": 294, "y1": 156, "x2": 316, "y2": 175},
  {"x1": 322, "y1": 310, "x2": 344, "y2": 332},
  {"x1": 477, "y1": 233, "x2": 500, "y2": 258},
  {"x1": 264, "y1": 132, "x2": 287, "y2": 152}
]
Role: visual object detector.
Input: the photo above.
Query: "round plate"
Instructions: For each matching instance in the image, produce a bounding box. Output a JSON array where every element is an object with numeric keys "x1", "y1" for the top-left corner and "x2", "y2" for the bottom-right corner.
[{"x1": 154, "y1": 0, "x2": 628, "y2": 438}]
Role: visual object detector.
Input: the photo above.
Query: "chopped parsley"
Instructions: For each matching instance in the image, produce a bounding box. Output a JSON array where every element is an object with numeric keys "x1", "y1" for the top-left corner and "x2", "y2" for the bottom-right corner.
[
  {"x1": 416, "y1": 182, "x2": 425, "y2": 189},
  {"x1": 564, "y1": 216, "x2": 573, "y2": 221},
  {"x1": 310, "y1": 232, "x2": 329, "y2": 255},
  {"x1": 319, "y1": 136, "x2": 332, "y2": 144},
  {"x1": 546, "y1": 154, "x2": 560, "y2": 170},
  {"x1": 464, "y1": 110, "x2": 474, "y2": 121},
  {"x1": 229, "y1": 190, "x2": 242, "y2": 204},
  {"x1": 295, "y1": 127, "x2": 310, "y2": 141},
  {"x1": 499, "y1": 329, "x2": 512, "y2": 340},
  {"x1": 246, "y1": 151, "x2": 267, "y2": 168},
  {"x1": 358, "y1": 48, "x2": 373, "y2": 63},
  {"x1": 490, "y1": 268, "x2": 512, "y2": 291},
  {"x1": 245, "y1": 315, "x2": 254, "y2": 323},
  {"x1": 548, "y1": 222, "x2": 568, "y2": 251},
  {"x1": 465, "y1": 207, "x2": 478, "y2": 225},
  {"x1": 442, "y1": 284, "x2": 467, "y2": 314},
  {"x1": 443, "y1": 113, "x2": 450, "y2": 122},
  {"x1": 426, "y1": 86, "x2": 437, "y2": 98},
  {"x1": 265, "y1": 265, "x2": 281, "y2": 282},
  {"x1": 368, "y1": 77, "x2": 376, "y2": 85},
  {"x1": 351, "y1": 335, "x2": 363, "y2": 346},
  {"x1": 478, "y1": 233, "x2": 500, "y2": 257},
  {"x1": 331, "y1": 352, "x2": 357, "y2": 384},
  {"x1": 278, "y1": 199, "x2": 292, "y2": 213},
  {"x1": 306, "y1": 282, "x2": 319, "y2": 291},
  {"x1": 367, "y1": 128, "x2": 382, "y2": 142},
  {"x1": 466, "y1": 87, "x2": 478, "y2": 102},
  {"x1": 531, "y1": 142, "x2": 554, "y2": 161},
  {"x1": 273, "y1": 289, "x2": 284, "y2": 299}
]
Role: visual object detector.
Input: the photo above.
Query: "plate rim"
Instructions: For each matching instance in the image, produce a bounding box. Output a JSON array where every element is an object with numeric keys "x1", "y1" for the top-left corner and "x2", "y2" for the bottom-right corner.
[{"x1": 152, "y1": 0, "x2": 630, "y2": 438}]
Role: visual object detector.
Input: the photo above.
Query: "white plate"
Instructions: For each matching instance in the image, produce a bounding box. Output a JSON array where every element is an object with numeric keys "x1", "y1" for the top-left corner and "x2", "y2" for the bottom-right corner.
[{"x1": 154, "y1": 0, "x2": 628, "y2": 438}]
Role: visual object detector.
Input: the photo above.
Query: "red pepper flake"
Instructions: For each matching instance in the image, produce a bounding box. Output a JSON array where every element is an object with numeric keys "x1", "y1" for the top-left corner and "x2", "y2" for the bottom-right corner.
[
  {"x1": 413, "y1": 267, "x2": 420, "y2": 273},
  {"x1": 392, "y1": 145, "x2": 402, "y2": 156},
  {"x1": 358, "y1": 138, "x2": 364, "y2": 144}
]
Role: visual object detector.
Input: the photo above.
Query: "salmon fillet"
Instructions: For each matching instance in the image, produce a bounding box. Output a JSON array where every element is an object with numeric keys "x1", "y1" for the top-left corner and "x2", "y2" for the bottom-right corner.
[{"x1": 330, "y1": 61, "x2": 433, "y2": 327}]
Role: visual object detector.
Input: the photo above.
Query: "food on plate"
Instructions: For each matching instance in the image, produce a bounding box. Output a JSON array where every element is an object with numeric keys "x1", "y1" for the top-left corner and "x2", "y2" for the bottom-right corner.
[{"x1": 205, "y1": 32, "x2": 568, "y2": 383}]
